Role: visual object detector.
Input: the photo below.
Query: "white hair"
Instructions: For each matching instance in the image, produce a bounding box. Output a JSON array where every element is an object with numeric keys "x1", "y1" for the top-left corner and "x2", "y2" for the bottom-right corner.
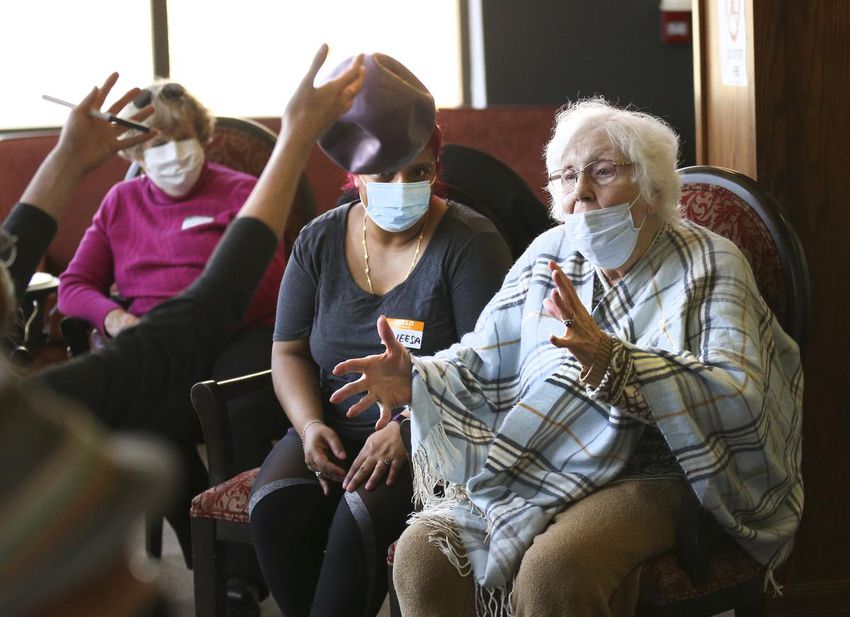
[{"x1": 544, "y1": 97, "x2": 682, "y2": 225}]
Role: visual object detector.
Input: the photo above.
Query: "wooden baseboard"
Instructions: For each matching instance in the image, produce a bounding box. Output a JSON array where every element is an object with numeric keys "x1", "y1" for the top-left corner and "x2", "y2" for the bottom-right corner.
[{"x1": 768, "y1": 579, "x2": 850, "y2": 616}]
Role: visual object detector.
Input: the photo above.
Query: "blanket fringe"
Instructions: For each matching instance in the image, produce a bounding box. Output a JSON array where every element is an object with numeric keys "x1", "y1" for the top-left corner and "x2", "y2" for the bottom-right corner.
[
  {"x1": 411, "y1": 423, "x2": 467, "y2": 510},
  {"x1": 475, "y1": 582, "x2": 515, "y2": 617},
  {"x1": 413, "y1": 512, "x2": 515, "y2": 617},
  {"x1": 765, "y1": 567, "x2": 783, "y2": 596}
]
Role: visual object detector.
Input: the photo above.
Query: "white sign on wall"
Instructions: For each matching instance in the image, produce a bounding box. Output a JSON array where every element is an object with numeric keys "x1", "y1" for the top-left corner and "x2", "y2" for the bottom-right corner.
[{"x1": 718, "y1": 0, "x2": 748, "y2": 86}]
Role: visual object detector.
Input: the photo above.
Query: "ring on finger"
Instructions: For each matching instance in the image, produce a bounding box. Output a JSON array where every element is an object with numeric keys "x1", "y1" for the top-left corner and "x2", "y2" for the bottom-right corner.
[
  {"x1": 563, "y1": 318, "x2": 573, "y2": 328},
  {"x1": 314, "y1": 469, "x2": 323, "y2": 478},
  {"x1": 382, "y1": 458, "x2": 392, "y2": 467}
]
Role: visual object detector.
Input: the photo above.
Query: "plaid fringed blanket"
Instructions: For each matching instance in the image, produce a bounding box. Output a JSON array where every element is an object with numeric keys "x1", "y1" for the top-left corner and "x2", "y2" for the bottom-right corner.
[{"x1": 409, "y1": 222, "x2": 803, "y2": 607}]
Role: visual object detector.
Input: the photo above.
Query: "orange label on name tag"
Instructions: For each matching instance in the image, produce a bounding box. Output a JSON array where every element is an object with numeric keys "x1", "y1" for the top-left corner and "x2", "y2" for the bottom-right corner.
[{"x1": 386, "y1": 318, "x2": 425, "y2": 350}]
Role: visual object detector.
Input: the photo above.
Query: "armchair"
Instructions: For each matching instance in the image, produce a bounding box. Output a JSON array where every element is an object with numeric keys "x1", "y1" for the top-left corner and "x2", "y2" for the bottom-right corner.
[
  {"x1": 385, "y1": 164, "x2": 810, "y2": 617},
  {"x1": 629, "y1": 165, "x2": 809, "y2": 616}
]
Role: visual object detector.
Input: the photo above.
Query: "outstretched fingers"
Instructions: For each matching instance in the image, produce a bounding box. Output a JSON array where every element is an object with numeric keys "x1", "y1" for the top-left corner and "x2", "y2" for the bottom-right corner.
[
  {"x1": 346, "y1": 392, "x2": 378, "y2": 418},
  {"x1": 331, "y1": 53, "x2": 365, "y2": 93},
  {"x1": 328, "y1": 372, "x2": 373, "y2": 411},
  {"x1": 94, "y1": 72, "x2": 119, "y2": 108},
  {"x1": 107, "y1": 87, "x2": 143, "y2": 116},
  {"x1": 300, "y1": 44, "x2": 330, "y2": 89},
  {"x1": 318, "y1": 51, "x2": 364, "y2": 117},
  {"x1": 373, "y1": 406, "x2": 392, "y2": 431},
  {"x1": 76, "y1": 86, "x2": 100, "y2": 115},
  {"x1": 377, "y1": 315, "x2": 405, "y2": 357}
]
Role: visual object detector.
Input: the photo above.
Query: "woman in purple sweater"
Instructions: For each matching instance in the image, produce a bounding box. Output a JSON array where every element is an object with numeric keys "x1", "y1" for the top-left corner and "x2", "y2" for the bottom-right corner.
[
  {"x1": 56, "y1": 81, "x2": 288, "y2": 574},
  {"x1": 58, "y1": 82, "x2": 282, "y2": 340}
]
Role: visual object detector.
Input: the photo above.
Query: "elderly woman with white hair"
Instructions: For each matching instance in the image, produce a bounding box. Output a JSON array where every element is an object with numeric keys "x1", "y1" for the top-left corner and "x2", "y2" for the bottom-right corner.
[{"x1": 331, "y1": 98, "x2": 803, "y2": 616}]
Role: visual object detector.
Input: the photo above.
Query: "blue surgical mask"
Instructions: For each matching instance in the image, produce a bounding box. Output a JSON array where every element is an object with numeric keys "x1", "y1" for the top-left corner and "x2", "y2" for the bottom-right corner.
[
  {"x1": 562, "y1": 195, "x2": 645, "y2": 269},
  {"x1": 364, "y1": 180, "x2": 432, "y2": 232}
]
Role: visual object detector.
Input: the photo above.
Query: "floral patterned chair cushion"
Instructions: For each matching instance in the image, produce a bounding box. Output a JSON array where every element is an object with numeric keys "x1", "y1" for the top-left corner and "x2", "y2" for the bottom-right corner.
[
  {"x1": 680, "y1": 181, "x2": 786, "y2": 326},
  {"x1": 189, "y1": 468, "x2": 258, "y2": 524}
]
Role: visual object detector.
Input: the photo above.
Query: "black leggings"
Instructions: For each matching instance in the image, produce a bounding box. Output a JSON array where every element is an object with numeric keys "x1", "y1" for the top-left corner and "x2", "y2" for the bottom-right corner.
[{"x1": 249, "y1": 430, "x2": 413, "y2": 617}]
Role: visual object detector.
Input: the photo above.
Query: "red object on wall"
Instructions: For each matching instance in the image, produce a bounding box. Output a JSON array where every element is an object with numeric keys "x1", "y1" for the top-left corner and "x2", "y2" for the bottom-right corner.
[{"x1": 661, "y1": 11, "x2": 692, "y2": 43}]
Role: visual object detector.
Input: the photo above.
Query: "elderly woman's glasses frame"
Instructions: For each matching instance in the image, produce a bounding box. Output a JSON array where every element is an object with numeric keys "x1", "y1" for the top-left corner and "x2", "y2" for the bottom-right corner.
[
  {"x1": 548, "y1": 159, "x2": 632, "y2": 192},
  {"x1": 132, "y1": 83, "x2": 186, "y2": 109}
]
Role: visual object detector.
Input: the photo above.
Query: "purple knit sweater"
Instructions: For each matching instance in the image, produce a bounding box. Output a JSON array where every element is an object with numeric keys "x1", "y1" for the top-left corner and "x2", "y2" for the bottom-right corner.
[{"x1": 58, "y1": 161, "x2": 285, "y2": 333}]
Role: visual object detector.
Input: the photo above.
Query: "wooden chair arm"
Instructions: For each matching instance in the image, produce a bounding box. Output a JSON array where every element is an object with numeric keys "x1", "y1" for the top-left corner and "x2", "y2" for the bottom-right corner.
[{"x1": 190, "y1": 369, "x2": 275, "y2": 485}]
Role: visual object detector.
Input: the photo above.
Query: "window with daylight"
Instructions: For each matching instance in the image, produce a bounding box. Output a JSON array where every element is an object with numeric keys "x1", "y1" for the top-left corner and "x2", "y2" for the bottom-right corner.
[{"x1": 0, "y1": 0, "x2": 464, "y2": 130}]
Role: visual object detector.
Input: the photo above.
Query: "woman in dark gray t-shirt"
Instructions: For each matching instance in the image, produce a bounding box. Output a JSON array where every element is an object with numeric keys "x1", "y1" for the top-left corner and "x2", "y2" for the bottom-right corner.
[{"x1": 249, "y1": 128, "x2": 512, "y2": 617}]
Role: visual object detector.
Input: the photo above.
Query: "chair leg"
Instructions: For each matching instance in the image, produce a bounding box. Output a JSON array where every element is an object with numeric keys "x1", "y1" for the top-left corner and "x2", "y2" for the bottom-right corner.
[
  {"x1": 145, "y1": 512, "x2": 163, "y2": 559},
  {"x1": 192, "y1": 516, "x2": 227, "y2": 617}
]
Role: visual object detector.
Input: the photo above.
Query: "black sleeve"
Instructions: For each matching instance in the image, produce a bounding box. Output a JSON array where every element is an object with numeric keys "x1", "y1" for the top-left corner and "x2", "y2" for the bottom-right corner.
[
  {"x1": 35, "y1": 217, "x2": 277, "y2": 427},
  {"x1": 2, "y1": 203, "x2": 58, "y2": 302}
]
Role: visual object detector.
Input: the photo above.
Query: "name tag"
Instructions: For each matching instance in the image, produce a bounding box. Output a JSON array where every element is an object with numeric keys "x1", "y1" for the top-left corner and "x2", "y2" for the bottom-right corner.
[
  {"x1": 181, "y1": 215, "x2": 215, "y2": 230},
  {"x1": 386, "y1": 318, "x2": 424, "y2": 350}
]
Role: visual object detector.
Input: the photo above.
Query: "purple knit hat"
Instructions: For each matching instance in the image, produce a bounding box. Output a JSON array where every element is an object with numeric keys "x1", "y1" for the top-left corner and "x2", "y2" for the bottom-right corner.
[{"x1": 318, "y1": 53, "x2": 436, "y2": 174}]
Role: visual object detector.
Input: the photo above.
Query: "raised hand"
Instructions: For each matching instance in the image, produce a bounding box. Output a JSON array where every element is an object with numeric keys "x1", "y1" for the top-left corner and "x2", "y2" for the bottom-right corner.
[
  {"x1": 235, "y1": 45, "x2": 364, "y2": 235},
  {"x1": 281, "y1": 44, "x2": 365, "y2": 149},
  {"x1": 21, "y1": 73, "x2": 155, "y2": 217},
  {"x1": 542, "y1": 260, "x2": 605, "y2": 368},
  {"x1": 55, "y1": 72, "x2": 156, "y2": 176},
  {"x1": 330, "y1": 316, "x2": 413, "y2": 430}
]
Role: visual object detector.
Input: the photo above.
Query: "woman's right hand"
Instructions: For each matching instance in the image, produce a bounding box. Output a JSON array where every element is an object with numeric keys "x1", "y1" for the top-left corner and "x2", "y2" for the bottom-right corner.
[
  {"x1": 330, "y1": 316, "x2": 413, "y2": 430},
  {"x1": 302, "y1": 422, "x2": 347, "y2": 496},
  {"x1": 281, "y1": 44, "x2": 365, "y2": 149}
]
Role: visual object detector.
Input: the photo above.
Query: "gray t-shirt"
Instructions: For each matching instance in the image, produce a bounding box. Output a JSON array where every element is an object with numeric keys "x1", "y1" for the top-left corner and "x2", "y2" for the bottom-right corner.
[{"x1": 273, "y1": 200, "x2": 512, "y2": 438}]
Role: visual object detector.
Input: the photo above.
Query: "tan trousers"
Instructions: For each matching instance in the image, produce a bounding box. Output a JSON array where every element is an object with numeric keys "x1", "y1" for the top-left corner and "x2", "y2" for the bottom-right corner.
[{"x1": 393, "y1": 478, "x2": 684, "y2": 617}]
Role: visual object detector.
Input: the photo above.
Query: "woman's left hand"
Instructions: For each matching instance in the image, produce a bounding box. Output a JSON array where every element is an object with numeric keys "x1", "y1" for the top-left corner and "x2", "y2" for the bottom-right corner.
[
  {"x1": 342, "y1": 421, "x2": 408, "y2": 492},
  {"x1": 543, "y1": 260, "x2": 606, "y2": 368}
]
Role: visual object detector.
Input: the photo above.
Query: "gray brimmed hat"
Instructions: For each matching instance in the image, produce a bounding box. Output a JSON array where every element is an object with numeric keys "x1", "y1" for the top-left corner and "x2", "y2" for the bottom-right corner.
[{"x1": 319, "y1": 53, "x2": 436, "y2": 174}]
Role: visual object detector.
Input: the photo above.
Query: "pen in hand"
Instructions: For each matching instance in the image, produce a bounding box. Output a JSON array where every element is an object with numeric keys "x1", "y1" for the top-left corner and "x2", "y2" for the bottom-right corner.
[{"x1": 42, "y1": 94, "x2": 151, "y2": 133}]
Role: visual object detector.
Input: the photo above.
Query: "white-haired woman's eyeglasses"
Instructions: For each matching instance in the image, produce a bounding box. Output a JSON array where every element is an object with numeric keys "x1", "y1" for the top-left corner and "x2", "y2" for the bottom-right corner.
[{"x1": 547, "y1": 159, "x2": 632, "y2": 192}]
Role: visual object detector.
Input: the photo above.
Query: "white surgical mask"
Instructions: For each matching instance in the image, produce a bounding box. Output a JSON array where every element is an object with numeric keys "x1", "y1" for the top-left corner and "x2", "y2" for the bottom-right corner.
[
  {"x1": 142, "y1": 138, "x2": 205, "y2": 197},
  {"x1": 562, "y1": 195, "x2": 645, "y2": 269},
  {"x1": 364, "y1": 180, "x2": 432, "y2": 232}
]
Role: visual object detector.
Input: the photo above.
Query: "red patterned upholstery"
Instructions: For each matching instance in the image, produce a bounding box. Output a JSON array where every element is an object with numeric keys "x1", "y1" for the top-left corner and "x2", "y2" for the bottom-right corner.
[
  {"x1": 205, "y1": 121, "x2": 275, "y2": 179},
  {"x1": 680, "y1": 183, "x2": 787, "y2": 324},
  {"x1": 190, "y1": 468, "x2": 258, "y2": 524},
  {"x1": 639, "y1": 539, "x2": 764, "y2": 605},
  {"x1": 205, "y1": 117, "x2": 314, "y2": 257}
]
